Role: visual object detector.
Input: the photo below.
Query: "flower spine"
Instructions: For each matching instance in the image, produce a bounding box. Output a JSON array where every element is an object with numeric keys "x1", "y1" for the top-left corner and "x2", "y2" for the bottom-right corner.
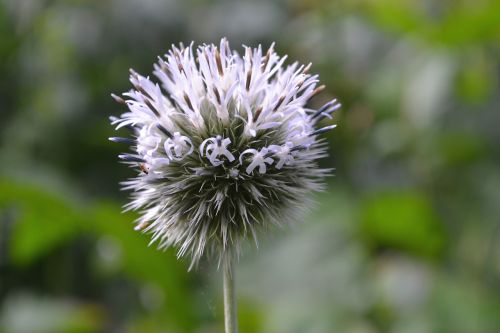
[{"x1": 110, "y1": 38, "x2": 339, "y2": 268}]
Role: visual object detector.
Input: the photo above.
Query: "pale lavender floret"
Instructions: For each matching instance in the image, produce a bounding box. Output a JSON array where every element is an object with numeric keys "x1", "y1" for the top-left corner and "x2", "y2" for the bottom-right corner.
[
  {"x1": 164, "y1": 132, "x2": 194, "y2": 160},
  {"x1": 239, "y1": 147, "x2": 274, "y2": 174},
  {"x1": 269, "y1": 142, "x2": 295, "y2": 169},
  {"x1": 136, "y1": 125, "x2": 162, "y2": 158},
  {"x1": 200, "y1": 136, "x2": 235, "y2": 166}
]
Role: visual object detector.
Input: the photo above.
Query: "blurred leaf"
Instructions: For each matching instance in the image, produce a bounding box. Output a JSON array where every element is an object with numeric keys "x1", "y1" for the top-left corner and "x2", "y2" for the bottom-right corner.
[
  {"x1": 238, "y1": 300, "x2": 264, "y2": 333},
  {"x1": 428, "y1": 1, "x2": 500, "y2": 46},
  {"x1": 89, "y1": 202, "x2": 197, "y2": 332},
  {"x1": 0, "y1": 294, "x2": 103, "y2": 333},
  {"x1": 360, "y1": 190, "x2": 445, "y2": 258},
  {"x1": 437, "y1": 132, "x2": 486, "y2": 168},
  {"x1": 364, "y1": 0, "x2": 500, "y2": 47},
  {"x1": 0, "y1": 179, "x2": 84, "y2": 265},
  {"x1": 431, "y1": 274, "x2": 500, "y2": 332},
  {"x1": 0, "y1": 178, "x2": 198, "y2": 332},
  {"x1": 455, "y1": 53, "x2": 494, "y2": 103},
  {"x1": 364, "y1": 0, "x2": 424, "y2": 35}
]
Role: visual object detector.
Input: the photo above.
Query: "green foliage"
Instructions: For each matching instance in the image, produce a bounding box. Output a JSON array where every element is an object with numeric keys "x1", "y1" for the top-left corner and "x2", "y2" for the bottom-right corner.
[
  {"x1": 0, "y1": 179, "x2": 84, "y2": 265},
  {"x1": 0, "y1": 178, "x2": 197, "y2": 332},
  {"x1": 360, "y1": 190, "x2": 445, "y2": 258},
  {"x1": 90, "y1": 202, "x2": 197, "y2": 331},
  {"x1": 363, "y1": 0, "x2": 500, "y2": 47},
  {"x1": 436, "y1": 132, "x2": 486, "y2": 168}
]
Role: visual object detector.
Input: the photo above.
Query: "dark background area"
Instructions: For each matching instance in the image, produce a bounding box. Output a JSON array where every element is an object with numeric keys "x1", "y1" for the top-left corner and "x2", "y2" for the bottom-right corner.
[{"x1": 1, "y1": 0, "x2": 500, "y2": 332}]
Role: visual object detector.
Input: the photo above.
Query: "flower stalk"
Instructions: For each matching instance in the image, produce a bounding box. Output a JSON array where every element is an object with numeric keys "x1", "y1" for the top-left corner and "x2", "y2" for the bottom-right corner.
[{"x1": 223, "y1": 252, "x2": 238, "y2": 333}]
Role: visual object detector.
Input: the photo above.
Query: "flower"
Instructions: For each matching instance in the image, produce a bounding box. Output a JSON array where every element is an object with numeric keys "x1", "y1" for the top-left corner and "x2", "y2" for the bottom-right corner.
[{"x1": 110, "y1": 38, "x2": 340, "y2": 268}]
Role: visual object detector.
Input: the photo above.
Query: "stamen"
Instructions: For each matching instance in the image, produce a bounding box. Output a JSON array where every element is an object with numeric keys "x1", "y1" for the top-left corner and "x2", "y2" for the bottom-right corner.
[
  {"x1": 111, "y1": 93, "x2": 126, "y2": 105},
  {"x1": 246, "y1": 70, "x2": 252, "y2": 91},
  {"x1": 215, "y1": 49, "x2": 224, "y2": 76},
  {"x1": 109, "y1": 137, "x2": 136, "y2": 145},
  {"x1": 302, "y1": 63, "x2": 312, "y2": 74},
  {"x1": 296, "y1": 78, "x2": 305, "y2": 90},
  {"x1": 310, "y1": 125, "x2": 337, "y2": 136},
  {"x1": 174, "y1": 51, "x2": 184, "y2": 73},
  {"x1": 137, "y1": 85, "x2": 152, "y2": 99},
  {"x1": 254, "y1": 106, "x2": 263, "y2": 121},
  {"x1": 310, "y1": 85, "x2": 325, "y2": 99},
  {"x1": 134, "y1": 221, "x2": 151, "y2": 231},
  {"x1": 273, "y1": 95, "x2": 285, "y2": 111},
  {"x1": 118, "y1": 154, "x2": 145, "y2": 163},
  {"x1": 129, "y1": 68, "x2": 138, "y2": 78},
  {"x1": 156, "y1": 124, "x2": 173, "y2": 139},
  {"x1": 158, "y1": 57, "x2": 173, "y2": 80},
  {"x1": 261, "y1": 43, "x2": 273, "y2": 69},
  {"x1": 109, "y1": 116, "x2": 135, "y2": 131},
  {"x1": 290, "y1": 145, "x2": 305, "y2": 152},
  {"x1": 164, "y1": 93, "x2": 177, "y2": 108},
  {"x1": 213, "y1": 87, "x2": 221, "y2": 104},
  {"x1": 144, "y1": 99, "x2": 160, "y2": 117},
  {"x1": 184, "y1": 94, "x2": 194, "y2": 111},
  {"x1": 311, "y1": 99, "x2": 340, "y2": 120}
]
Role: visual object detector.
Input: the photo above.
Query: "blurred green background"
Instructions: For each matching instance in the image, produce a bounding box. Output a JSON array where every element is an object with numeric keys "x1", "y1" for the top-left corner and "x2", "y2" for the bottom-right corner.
[{"x1": 1, "y1": 0, "x2": 500, "y2": 332}]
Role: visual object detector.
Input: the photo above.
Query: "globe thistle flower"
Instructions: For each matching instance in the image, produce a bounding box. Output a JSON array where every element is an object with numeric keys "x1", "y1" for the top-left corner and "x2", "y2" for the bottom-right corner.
[{"x1": 110, "y1": 38, "x2": 339, "y2": 269}]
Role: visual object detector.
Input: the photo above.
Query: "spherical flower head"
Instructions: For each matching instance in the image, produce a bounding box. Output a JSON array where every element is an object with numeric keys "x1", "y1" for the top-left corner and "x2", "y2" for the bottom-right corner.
[{"x1": 110, "y1": 38, "x2": 340, "y2": 268}]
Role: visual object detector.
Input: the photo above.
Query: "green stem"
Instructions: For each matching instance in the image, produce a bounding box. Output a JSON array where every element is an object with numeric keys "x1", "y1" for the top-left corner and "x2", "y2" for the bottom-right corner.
[{"x1": 223, "y1": 252, "x2": 238, "y2": 333}]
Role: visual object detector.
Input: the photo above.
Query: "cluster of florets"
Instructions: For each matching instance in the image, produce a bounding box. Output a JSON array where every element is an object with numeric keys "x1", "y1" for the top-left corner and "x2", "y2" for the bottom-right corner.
[{"x1": 110, "y1": 38, "x2": 339, "y2": 267}]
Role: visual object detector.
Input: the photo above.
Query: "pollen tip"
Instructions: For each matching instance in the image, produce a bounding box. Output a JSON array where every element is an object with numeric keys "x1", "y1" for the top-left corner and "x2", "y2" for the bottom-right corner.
[
  {"x1": 134, "y1": 222, "x2": 150, "y2": 231},
  {"x1": 111, "y1": 93, "x2": 126, "y2": 104}
]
